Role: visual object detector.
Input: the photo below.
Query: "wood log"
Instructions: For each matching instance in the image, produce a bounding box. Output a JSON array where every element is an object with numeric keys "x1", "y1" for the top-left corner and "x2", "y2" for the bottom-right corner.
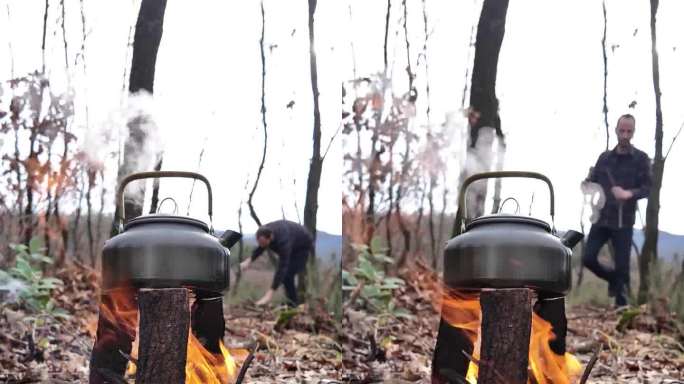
[
  {"x1": 478, "y1": 288, "x2": 532, "y2": 384},
  {"x1": 135, "y1": 288, "x2": 189, "y2": 384}
]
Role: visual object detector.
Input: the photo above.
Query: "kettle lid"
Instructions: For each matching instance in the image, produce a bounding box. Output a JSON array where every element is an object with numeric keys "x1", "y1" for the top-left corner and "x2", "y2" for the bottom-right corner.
[
  {"x1": 466, "y1": 213, "x2": 551, "y2": 233},
  {"x1": 124, "y1": 214, "x2": 210, "y2": 232}
]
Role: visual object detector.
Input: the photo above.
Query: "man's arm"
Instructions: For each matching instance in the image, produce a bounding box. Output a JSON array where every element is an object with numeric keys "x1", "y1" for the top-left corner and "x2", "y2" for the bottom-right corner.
[
  {"x1": 630, "y1": 154, "x2": 652, "y2": 200},
  {"x1": 270, "y1": 243, "x2": 292, "y2": 290},
  {"x1": 251, "y1": 246, "x2": 265, "y2": 262}
]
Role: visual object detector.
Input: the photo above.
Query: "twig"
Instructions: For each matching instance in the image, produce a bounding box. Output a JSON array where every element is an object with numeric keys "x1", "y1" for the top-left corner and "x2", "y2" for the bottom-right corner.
[
  {"x1": 235, "y1": 344, "x2": 258, "y2": 384},
  {"x1": 322, "y1": 123, "x2": 342, "y2": 160},
  {"x1": 579, "y1": 343, "x2": 603, "y2": 384},
  {"x1": 664, "y1": 120, "x2": 684, "y2": 160}
]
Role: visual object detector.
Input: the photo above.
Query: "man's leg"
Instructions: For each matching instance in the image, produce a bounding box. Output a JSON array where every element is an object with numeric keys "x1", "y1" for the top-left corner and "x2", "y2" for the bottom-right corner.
[
  {"x1": 611, "y1": 227, "x2": 633, "y2": 307},
  {"x1": 582, "y1": 225, "x2": 614, "y2": 283},
  {"x1": 282, "y1": 272, "x2": 299, "y2": 307}
]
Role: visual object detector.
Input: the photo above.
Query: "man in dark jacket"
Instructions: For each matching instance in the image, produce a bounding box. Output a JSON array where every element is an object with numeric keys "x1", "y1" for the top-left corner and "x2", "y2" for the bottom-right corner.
[
  {"x1": 240, "y1": 220, "x2": 314, "y2": 307},
  {"x1": 582, "y1": 114, "x2": 651, "y2": 307}
]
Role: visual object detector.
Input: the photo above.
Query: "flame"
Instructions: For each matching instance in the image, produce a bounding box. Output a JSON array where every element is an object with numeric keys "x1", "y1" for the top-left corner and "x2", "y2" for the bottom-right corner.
[
  {"x1": 441, "y1": 290, "x2": 582, "y2": 384},
  {"x1": 95, "y1": 288, "x2": 242, "y2": 383},
  {"x1": 185, "y1": 333, "x2": 238, "y2": 384}
]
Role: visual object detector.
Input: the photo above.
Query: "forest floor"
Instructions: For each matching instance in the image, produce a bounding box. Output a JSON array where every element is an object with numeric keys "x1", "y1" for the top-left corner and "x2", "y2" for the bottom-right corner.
[
  {"x1": 0, "y1": 263, "x2": 343, "y2": 383},
  {"x1": 341, "y1": 262, "x2": 684, "y2": 383},
  {"x1": 2, "y1": 262, "x2": 684, "y2": 383}
]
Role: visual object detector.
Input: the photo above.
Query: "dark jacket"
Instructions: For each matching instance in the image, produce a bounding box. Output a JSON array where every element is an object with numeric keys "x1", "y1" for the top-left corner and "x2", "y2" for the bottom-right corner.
[
  {"x1": 587, "y1": 145, "x2": 651, "y2": 229},
  {"x1": 251, "y1": 220, "x2": 313, "y2": 290}
]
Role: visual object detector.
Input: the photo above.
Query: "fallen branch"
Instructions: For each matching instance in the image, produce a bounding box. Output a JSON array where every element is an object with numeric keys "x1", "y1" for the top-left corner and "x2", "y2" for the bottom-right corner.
[
  {"x1": 579, "y1": 343, "x2": 603, "y2": 384},
  {"x1": 235, "y1": 344, "x2": 258, "y2": 384}
]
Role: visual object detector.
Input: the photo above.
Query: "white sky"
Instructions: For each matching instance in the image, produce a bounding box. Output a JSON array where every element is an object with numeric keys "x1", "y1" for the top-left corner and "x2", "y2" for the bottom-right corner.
[
  {"x1": 0, "y1": 0, "x2": 343, "y2": 235},
  {"x1": 343, "y1": 0, "x2": 684, "y2": 235}
]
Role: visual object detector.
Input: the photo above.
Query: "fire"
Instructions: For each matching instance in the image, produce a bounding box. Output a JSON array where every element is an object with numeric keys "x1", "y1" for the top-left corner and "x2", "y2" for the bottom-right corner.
[
  {"x1": 96, "y1": 288, "x2": 241, "y2": 383},
  {"x1": 441, "y1": 290, "x2": 582, "y2": 384},
  {"x1": 185, "y1": 332, "x2": 238, "y2": 383}
]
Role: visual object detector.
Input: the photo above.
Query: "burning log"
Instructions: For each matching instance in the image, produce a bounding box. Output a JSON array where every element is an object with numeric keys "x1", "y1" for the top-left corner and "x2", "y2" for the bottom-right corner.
[
  {"x1": 478, "y1": 288, "x2": 532, "y2": 384},
  {"x1": 135, "y1": 288, "x2": 190, "y2": 384}
]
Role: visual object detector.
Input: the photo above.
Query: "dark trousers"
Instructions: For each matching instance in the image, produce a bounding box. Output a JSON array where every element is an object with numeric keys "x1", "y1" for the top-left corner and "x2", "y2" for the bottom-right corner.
[
  {"x1": 582, "y1": 224, "x2": 633, "y2": 306},
  {"x1": 282, "y1": 248, "x2": 310, "y2": 307}
]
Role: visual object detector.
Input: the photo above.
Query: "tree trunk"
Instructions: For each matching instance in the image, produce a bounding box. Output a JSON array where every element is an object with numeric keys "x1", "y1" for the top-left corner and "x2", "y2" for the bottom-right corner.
[
  {"x1": 86, "y1": 169, "x2": 95, "y2": 267},
  {"x1": 60, "y1": 0, "x2": 68, "y2": 70},
  {"x1": 72, "y1": 168, "x2": 85, "y2": 259},
  {"x1": 427, "y1": 178, "x2": 437, "y2": 269},
  {"x1": 601, "y1": 0, "x2": 609, "y2": 151},
  {"x1": 478, "y1": 289, "x2": 532, "y2": 384},
  {"x1": 454, "y1": 0, "x2": 509, "y2": 227},
  {"x1": 639, "y1": 0, "x2": 663, "y2": 305},
  {"x1": 111, "y1": 0, "x2": 168, "y2": 237},
  {"x1": 248, "y1": 0, "x2": 268, "y2": 229},
  {"x1": 41, "y1": 0, "x2": 48, "y2": 73},
  {"x1": 136, "y1": 288, "x2": 189, "y2": 384},
  {"x1": 301, "y1": 0, "x2": 323, "y2": 300}
]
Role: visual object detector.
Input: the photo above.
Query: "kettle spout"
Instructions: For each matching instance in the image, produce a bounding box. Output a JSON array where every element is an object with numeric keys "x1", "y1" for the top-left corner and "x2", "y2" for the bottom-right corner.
[
  {"x1": 561, "y1": 230, "x2": 583, "y2": 248},
  {"x1": 219, "y1": 230, "x2": 242, "y2": 249}
]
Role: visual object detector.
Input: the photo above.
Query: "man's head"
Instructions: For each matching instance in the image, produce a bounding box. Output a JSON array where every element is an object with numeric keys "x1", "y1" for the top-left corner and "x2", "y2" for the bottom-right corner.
[
  {"x1": 255, "y1": 226, "x2": 273, "y2": 248},
  {"x1": 615, "y1": 114, "x2": 635, "y2": 147}
]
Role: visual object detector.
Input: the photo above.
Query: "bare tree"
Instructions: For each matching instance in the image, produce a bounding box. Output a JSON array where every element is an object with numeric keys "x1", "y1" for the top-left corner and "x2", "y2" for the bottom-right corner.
[
  {"x1": 110, "y1": 0, "x2": 168, "y2": 237},
  {"x1": 300, "y1": 0, "x2": 324, "y2": 300},
  {"x1": 638, "y1": 0, "x2": 664, "y2": 304},
  {"x1": 601, "y1": 0, "x2": 609, "y2": 151},
  {"x1": 452, "y1": 0, "x2": 509, "y2": 235},
  {"x1": 248, "y1": 0, "x2": 268, "y2": 228}
]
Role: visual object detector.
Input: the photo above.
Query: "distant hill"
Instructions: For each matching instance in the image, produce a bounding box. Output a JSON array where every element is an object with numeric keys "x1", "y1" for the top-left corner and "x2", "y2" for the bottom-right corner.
[
  {"x1": 632, "y1": 229, "x2": 684, "y2": 263},
  {"x1": 214, "y1": 229, "x2": 341, "y2": 265}
]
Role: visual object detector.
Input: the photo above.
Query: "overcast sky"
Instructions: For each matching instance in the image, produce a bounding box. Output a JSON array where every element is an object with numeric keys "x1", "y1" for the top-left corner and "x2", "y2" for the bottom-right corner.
[
  {"x1": 343, "y1": 0, "x2": 684, "y2": 235},
  {"x1": 0, "y1": 0, "x2": 343, "y2": 235}
]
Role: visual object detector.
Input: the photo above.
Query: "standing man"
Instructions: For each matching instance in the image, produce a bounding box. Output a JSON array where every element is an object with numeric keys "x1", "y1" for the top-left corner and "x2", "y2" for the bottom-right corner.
[
  {"x1": 582, "y1": 114, "x2": 651, "y2": 307},
  {"x1": 240, "y1": 219, "x2": 314, "y2": 307}
]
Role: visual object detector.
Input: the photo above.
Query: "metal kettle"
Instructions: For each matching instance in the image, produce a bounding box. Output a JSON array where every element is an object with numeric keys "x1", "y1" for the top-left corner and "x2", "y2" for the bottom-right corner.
[
  {"x1": 444, "y1": 171, "x2": 583, "y2": 295},
  {"x1": 101, "y1": 171, "x2": 242, "y2": 293}
]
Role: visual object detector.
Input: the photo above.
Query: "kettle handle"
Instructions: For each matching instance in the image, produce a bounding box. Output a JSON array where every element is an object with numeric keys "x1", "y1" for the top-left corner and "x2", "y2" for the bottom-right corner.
[
  {"x1": 456, "y1": 171, "x2": 555, "y2": 234},
  {"x1": 116, "y1": 171, "x2": 213, "y2": 233}
]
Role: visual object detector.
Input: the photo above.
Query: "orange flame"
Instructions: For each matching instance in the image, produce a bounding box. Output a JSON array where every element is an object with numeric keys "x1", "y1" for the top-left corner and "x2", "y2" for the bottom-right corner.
[
  {"x1": 441, "y1": 290, "x2": 582, "y2": 384},
  {"x1": 96, "y1": 288, "x2": 241, "y2": 383}
]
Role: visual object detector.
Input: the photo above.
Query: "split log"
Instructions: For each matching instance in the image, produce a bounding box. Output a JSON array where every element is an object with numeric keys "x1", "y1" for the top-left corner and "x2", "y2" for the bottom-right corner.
[
  {"x1": 135, "y1": 288, "x2": 190, "y2": 384},
  {"x1": 478, "y1": 288, "x2": 532, "y2": 384}
]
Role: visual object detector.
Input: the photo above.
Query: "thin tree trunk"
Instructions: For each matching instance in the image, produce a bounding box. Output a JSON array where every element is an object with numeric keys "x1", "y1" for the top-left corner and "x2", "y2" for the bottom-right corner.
[
  {"x1": 427, "y1": 178, "x2": 437, "y2": 270},
  {"x1": 421, "y1": 0, "x2": 431, "y2": 126},
  {"x1": 412, "y1": 178, "x2": 427, "y2": 255},
  {"x1": 72, "y1": 168, "x2": 85, "y2": 259},
  {"x1": 95, "y1": 170, "x2": 106, "y2": 257},
  {"x1": 60, "y1": 0, "x2": 68, "y2": 71},
  {"x1": 453, "y1": 0, "x2": 509, "y2": 231},
  {"x1": 111, "y1": 0, "x2": 168, "y2": 237},
  {"x1": 86, "y1": 169, "x2": 95, "y2": 267},
  {"x1": 437, "y1": 171, "x2": 449, "y2": 261},
  {"x1": 638, "y1": 0, "x2": 664, "y2": 305},
  {"x1": 41, "y1": 0, "x2": 48, "y2": 74},
  {"x1": 300, "y1": 0, "x2": 323, "y2": 300},
  {"x1": 383, "y1": 0, "x2": 391, "y2": 70},
  {"x1": 395, "y1": 140, "x2": 412, "y2": 268},
  {"x1": 402, "y1": 0, "x2": 414, "y2": 91},
  {"x1": 248, "y1": 0, "x2": 268, "y2": 228},
  {"x1": 44, "y1": 145, "x2": 54, "y2": 257},
  {"x1": 601, "y1": 0, "x2": 609, "y2": 151}
]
